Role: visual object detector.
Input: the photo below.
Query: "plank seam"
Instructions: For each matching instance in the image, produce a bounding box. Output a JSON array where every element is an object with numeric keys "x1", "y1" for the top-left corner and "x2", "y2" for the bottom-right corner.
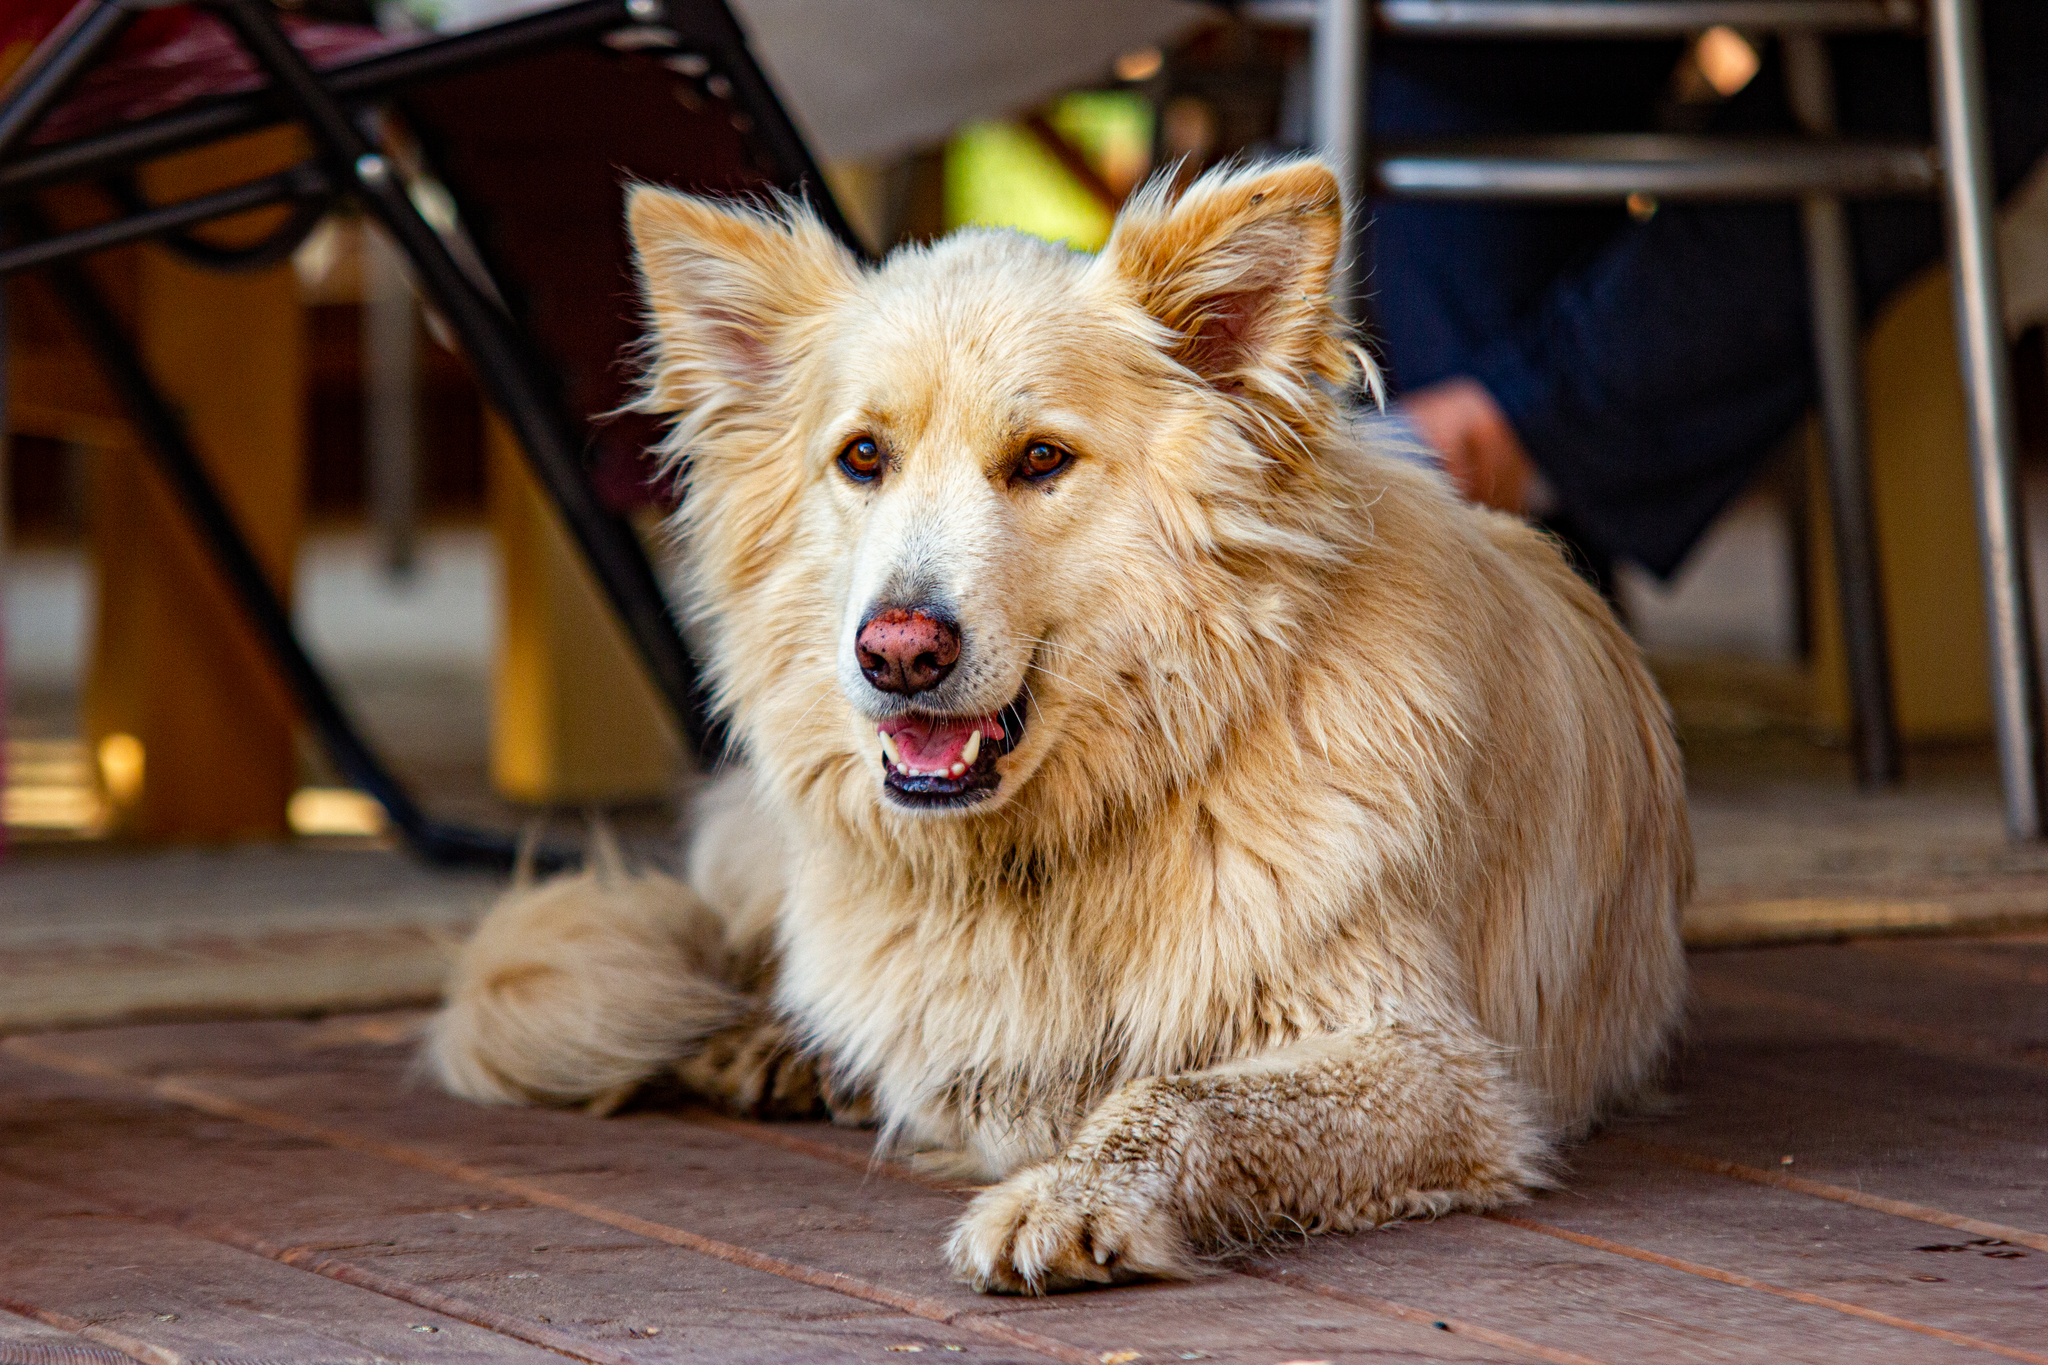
[
  {"x1": 0, "y1": 1165, "x2": 646, "y2": 1365},
  {"x1": 0, "y1": 1299, "x2": 179, "y2": 1365},
  {"x1": 1229, "y1": 1265, "x2": 1616, "y2": 1365},
  {"x1": 1690, "y1": 976, "x2": 2048, "y2": 1076},
  {"x1": 1610, "y1": 1137, "x2": 2048, "y2": 1253},
  {"x1": 1483, "y1": 1213, "x2": 2048, "y2": 1365},
  {"x1": 677, "y1": 1112, "x2": 1620, "y2": 1365},
  {"x1": 683, "y1": 1111, "x2": 2048, "y2": 1365},
  {"x1": 0, "y1": 1337, "x2": 148, "y2": 1365},
  {"x1": 1852, "y1": 941, "x2": 2048, "y2": 987},
  {"x1": 0, "y1": 1040, "x2": 1095, "y2": 1365}
]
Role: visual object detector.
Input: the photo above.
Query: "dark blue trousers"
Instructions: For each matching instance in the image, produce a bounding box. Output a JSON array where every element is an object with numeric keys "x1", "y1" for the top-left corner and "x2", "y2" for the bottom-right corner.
[{"x1": 1365, "y1": 9, "x2": 2048, "y2": 577}]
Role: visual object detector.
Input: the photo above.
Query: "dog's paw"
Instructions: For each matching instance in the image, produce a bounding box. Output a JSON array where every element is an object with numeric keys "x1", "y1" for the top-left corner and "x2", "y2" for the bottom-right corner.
[
  {"x1": 945, "y1": 1161, "x2": 1194, "y2": 1294},
  {"x1": 673, "y1": 1013, "x2": 828, "y2": 1120}
]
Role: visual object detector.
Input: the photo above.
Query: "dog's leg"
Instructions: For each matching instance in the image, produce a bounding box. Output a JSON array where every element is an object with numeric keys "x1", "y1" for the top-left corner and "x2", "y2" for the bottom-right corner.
[{"x1": 946, "y1": 1020, "x2": 1548, "y2": 1293}]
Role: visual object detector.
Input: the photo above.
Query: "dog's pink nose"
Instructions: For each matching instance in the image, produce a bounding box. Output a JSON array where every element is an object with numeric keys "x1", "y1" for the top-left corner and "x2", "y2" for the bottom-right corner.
[{"x1": 857, "y1": 607, "x2": 960, "y2": 695}]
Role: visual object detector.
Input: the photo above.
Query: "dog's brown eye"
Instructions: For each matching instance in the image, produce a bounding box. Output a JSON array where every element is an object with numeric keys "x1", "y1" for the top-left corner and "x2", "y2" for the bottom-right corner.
[
  {"x1": 1018, "y1": 441, "x2": 1071, "y2": 482},
  {"x1": 839, "y1": 437, "x2": 883, "y2": 482}
]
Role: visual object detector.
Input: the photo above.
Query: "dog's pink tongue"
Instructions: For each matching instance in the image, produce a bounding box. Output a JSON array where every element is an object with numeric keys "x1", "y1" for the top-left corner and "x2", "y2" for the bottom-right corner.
[{"x1": 879, "y1": 713, "x2": 1001, "y2": 769}]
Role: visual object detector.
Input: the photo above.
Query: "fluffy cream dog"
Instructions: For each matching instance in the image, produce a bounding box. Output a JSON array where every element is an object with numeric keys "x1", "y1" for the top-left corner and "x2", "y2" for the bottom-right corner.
[{"x1": 426, "y1": 158, "x2": 1691, "y2": 1294}]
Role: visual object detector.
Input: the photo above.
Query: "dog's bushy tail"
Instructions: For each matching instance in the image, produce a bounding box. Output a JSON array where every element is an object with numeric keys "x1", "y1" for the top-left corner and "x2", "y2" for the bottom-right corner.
[{"x1": 423, "y1": 820, "x2": 742, "y2": 1108}]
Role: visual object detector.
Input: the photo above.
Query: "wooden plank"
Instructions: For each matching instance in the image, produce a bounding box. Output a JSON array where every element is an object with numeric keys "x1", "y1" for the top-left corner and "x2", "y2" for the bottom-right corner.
[
  {"x1": 0, "y1": 1172, "x2": 563, "y2": 1364},
  {"x1": 1684, "y1": 881, "x2": 2048, "y2": 948},
  {"x1": 0, "y1": 1060, "x2": 1055, "y2": 1365},
  {"x1": 1485, "y1": 1211, "x2": 2046, "y2": 1364},
  {"x1": 0, "y1": 850, "x2": 492, "y2": 1032},
  {"x1": 0, "y1": 1306, "x2": 120, "y2": 1357},
  {"x1": 1641, "y1": 1033, "x2": 2048, "y2": 1231},
  {"x1": 0, "y1": 925, "x2": 455, "y2": 1033},
  {"x1": 1856, "y1": 934, "x2": 2048, "y2": 987},
  {"x1": 1625, "y1": 942, "x2": 2048, "y2": 1242},
  {"x1": 11, "y1": 931, "x2": 2045, "y2": 1365},
  {"x1": 1268, "y1": 1208, "x2": 2006, "y2": 1365},
  {"x1": 1544, "y1": 1143, "x2": 2048, "y2": 1344},
  {"x1": 693, "y1": 1102, "x2": 2045, "y2": 1365},
  {"x1": 19, "y1": 1013, "x2": 2029, "y2": 1365},
  {"x1": 1616, "y1": 1140, "x2": 2048, "y2": 1254},
  {"x1": 1691, "y1": 942, "x2": 2048, "y2": 1057},
  {"x1": 0, "y1": 1030, "x2": 1542, "y2": 1364}
]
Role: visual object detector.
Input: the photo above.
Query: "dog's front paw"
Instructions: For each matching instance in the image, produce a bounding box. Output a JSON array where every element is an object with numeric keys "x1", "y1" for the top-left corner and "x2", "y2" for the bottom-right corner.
[{"x1": 945, "y1": 1161, "x2": 1194, "y2": 1294}]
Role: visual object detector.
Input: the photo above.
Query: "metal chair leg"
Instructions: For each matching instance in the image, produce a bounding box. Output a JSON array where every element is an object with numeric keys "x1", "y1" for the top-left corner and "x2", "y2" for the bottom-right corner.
[
  {"x1": 0, "y1": 1, "x2": 130, "y2": 162},
  {"x1": 1929, "y1": 0, "x2": 2045, "y2": 839},
  {"x1": 210, "y1": 0, "x2": 719, "y2": 762},
  {"x1": 1312, "y1": 0, "x2": 1370, "y2": 324},
  {"x1": 27, "y1": 213, "x2": 556, "y2": 870},
  {"x1": 1785, "y1": 33, "x2": 1901, "y2": 787}
]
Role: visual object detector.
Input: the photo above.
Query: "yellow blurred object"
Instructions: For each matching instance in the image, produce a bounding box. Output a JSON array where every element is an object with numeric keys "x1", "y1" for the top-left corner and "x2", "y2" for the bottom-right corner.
[
  {"x1": 4, "y1": 740, "x2": 109, "y2": 836},
  {"x1": 948, "y1": 121, "x2": 1114, "y2": 249},
  {"x1": 1052, "y1": 91, "x2": 1154, "y2": 201},
  {"x1": 1808, "y1": 264, "x2": 1993, "y2": 741},
  {"x1": 945, "y1": 91, "x2": 1153, "y2": 250},
  {"x1": 487, "y1": 415, "x2": 683, "y2": 806},
  {"x1": 287, "y1": 788, "x2": 389, "y2": 839},
  {"x1": 62, "y1": 129, "x2": 310, "y2": 841},
  {"x1": 96, "y1": 733, "x2": 145, "y2": 809}
]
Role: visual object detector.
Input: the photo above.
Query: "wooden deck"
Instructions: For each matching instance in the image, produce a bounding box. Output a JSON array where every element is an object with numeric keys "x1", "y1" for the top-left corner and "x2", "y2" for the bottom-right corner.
[{"x1": 0, "y1": 933, "x2": 2042, "y2": 1364}]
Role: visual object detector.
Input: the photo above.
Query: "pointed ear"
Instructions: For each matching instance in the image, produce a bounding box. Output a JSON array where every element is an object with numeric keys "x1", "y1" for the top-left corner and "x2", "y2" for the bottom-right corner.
[
  {"x1": 1100, "y1": 159, "x2": 1369, "y2": 408},
  {"x1": 627, "y1": 186, "x2": 859, "y2": 413}
]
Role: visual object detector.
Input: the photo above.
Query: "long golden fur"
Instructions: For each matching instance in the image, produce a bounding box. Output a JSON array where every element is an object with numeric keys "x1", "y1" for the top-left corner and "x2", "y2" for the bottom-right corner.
[{"x1": 426, "y1": 158, "x2": 1691, "y2": 1293}]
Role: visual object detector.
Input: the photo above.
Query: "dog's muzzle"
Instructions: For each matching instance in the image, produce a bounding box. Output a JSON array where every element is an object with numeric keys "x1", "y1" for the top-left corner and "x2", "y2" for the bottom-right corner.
[{"x1": 875, "y1": 693, "x2": 1029, "y2": 809}]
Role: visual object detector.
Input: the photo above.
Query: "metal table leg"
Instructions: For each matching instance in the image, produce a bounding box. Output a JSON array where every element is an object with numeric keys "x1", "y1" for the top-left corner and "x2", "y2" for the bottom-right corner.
[
  {"x1": 1929, "y1": 0, "x2": 2044, "y2": 838},
  {"x1": 1785, "y1": 33, "x2": 1901, "y2": 787}
]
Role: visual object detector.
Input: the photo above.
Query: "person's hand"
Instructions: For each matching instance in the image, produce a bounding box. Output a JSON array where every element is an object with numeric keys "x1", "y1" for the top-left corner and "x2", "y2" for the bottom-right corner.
[{"x1": 1398, "y1": 377, "x2": 1536, "y2": 515}]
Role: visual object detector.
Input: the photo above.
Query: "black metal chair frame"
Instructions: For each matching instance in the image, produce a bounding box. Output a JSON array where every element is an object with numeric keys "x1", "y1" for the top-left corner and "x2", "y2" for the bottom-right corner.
[
  {"x1": 0, "y1": 0, "x2": 863, "y2": 868},
  {"x1": 1249, "y1": 0, "x2": 2046, "y2": 836}
]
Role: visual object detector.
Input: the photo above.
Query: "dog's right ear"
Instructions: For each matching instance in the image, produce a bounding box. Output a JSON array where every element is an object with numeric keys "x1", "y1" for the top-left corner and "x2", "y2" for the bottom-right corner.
[{"x1": 627, "y1": 187, "x2": 859, "y2": 413}]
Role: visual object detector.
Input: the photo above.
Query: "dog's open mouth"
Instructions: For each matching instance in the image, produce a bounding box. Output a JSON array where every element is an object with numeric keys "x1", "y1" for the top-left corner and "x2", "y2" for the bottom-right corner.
[{"x1": 876, "y1": 694, "x2": 1028, "y2": 809}]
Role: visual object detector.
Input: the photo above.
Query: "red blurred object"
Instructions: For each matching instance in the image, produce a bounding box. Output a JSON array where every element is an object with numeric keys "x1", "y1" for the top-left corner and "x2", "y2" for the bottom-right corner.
[{"x1": 2, "y1": 2, "x2": 396, "y2": 147}]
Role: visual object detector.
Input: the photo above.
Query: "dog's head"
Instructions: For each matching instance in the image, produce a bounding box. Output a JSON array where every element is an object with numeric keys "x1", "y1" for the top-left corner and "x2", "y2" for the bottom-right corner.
[{"x1": 630, "y1": 159, "x2": 1368, "y2": 833}]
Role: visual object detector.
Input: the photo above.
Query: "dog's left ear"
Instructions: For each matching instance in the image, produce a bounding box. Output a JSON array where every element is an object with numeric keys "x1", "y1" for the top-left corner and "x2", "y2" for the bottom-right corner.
[
  {"x1": 1101, "y1": 159, "x2": 1366, "y2": 408},
  {"x1": 627, "y1": 186, "x2": 859, "y2": 413}
]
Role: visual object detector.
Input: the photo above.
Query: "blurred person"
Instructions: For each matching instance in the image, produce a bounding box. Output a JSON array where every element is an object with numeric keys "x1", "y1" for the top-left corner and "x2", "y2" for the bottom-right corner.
[{"x1": 1366, "y1": 5, "x2": 2048, "y2": 589}]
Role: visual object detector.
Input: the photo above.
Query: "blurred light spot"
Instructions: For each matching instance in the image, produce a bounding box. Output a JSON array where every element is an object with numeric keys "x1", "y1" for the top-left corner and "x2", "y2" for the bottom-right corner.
[
  {"x1": 1627, "y1": 192, "x2": 1660, "y2": 221},
  {"x1": 289, "y1": 787, "x2": 389, "y2": 838},
  {"x1": 98, "y1": 732, "x2": 145, "y2": 808},
  {"x1": 1696, "y1": 26, "x2": 1759, "y2": 98},
  {"x1": 4, "y1": 740, "x2": 108, "y2": 834},
  {"x1": 1113, "y1": 46, "x2": 1163, "y2": 83}
]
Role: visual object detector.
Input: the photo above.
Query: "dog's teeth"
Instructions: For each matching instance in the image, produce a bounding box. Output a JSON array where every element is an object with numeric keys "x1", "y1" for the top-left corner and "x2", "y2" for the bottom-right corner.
[
  {"x1": 962, "y1": 731, "x2": 981, "y2": 766},
  {"x1": 878, "y1": 730, "x2": 902, "y2": 766},
  {"x1": 949, "y1": 762, "x2": 966, "y2": 778}
]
